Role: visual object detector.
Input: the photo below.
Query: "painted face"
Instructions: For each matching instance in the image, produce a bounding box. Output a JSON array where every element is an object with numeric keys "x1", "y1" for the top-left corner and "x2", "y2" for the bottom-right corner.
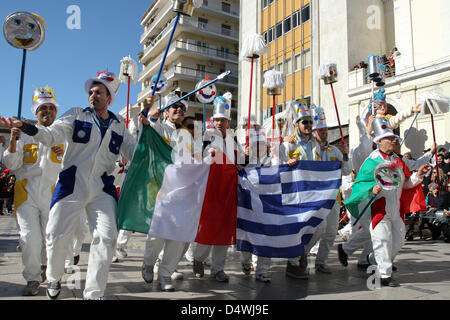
[
  {"x1": 374, "y1": 162, "x2": 402, "y2": 190},
  {"x1": 195, "y1": 79, "x2": 216, "y2": 104},
  {"x1": 3, "y1": 12, "x2": 45, "y2": 50},
  {"x1": 150, "y1": 74, "x2": 168, "y2": 94}
]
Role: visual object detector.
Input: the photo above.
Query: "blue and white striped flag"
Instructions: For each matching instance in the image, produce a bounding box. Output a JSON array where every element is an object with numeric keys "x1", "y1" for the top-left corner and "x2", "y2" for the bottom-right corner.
[{"x1": 237, "y1": 161, "x2": 342, "y2": 258}]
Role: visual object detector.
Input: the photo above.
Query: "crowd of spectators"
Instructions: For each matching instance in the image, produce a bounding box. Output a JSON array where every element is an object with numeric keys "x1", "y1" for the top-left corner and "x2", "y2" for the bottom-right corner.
[{"x1": 405, "y1": 147, "x2": 450, "y2": 243}]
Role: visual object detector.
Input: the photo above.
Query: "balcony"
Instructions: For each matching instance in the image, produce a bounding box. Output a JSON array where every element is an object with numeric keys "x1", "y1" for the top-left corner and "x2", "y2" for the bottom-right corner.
[
  {"x1": 197, "y1": 1, "x2": 239, "y2": 20},
  {"x1": 348, "y1": 56, "x2": 396, "y2": 90},
  {"x1": 140, "y1": 1, "x2": 173, "y2": 44},
  {"x1": 139, "y1": 40, "x2": 238, "y2": 82},
  {"x1": 137, "y1": 66, "x2": 238, "y2": 103},
  {"x1": 140, "y1": 15, "x2": 239, "y2": 64}
]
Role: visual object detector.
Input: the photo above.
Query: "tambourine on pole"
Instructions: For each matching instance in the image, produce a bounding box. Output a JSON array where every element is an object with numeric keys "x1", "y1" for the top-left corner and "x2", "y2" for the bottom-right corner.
[
  {"x1": 3, "y1": 11, "x2": 46, "y2": 119},
  {"x1": 319, "y1": 63, "x2": 345, "y2": 146}
]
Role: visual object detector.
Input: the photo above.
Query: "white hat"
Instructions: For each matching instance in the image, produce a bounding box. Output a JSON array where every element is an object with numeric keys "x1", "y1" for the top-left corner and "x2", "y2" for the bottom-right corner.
[
  {"x1": 292, "y1": 101, "x2": 311, "y2": 123},
  {"x1": 372, "y1": 116, "x2": 400, "y2": 144},
  {"x1": 212, "y1": 92, "x2": 232, "y2": 120},
  {"x1": 31, "y1": 86, "x2": 59, "y2": 115},
  {"x1": 240, "y1": 114, "x2": 257, "y2": 127},
  {"x1": 312, "y1": 105, "x2": 327, "y2": 130},
  {"x1": 85, "y1": 71, "x2": 121, "y2": 105},
  {"x1": 163, "y1": 93, "x2": 188, "y2": 111}
]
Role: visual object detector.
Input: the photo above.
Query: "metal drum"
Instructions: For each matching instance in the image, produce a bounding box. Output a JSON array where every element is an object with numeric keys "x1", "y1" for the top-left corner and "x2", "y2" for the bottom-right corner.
[
  {"x1": 323, "y1": 64, "x2": 338, "y2": 85},
  {"x1": 368, "y1": 55, "x2": 381, "y2": 79},
  {"x1": 172, "y1": 0, "x2": 195, "y2": 16}
]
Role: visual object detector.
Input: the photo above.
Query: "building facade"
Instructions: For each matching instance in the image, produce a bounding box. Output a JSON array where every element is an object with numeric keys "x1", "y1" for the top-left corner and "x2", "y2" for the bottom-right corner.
[
  {"x1": 138, "y1": 0, "x2": 240, "y2": 126},
  {"x1": 240, "y1": 0, "x2": 450, "y2": 153}
]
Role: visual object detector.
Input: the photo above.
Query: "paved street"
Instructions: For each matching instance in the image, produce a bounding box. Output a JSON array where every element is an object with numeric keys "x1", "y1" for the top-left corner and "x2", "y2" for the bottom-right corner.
[{"x1": 1, "y1": 213, "x2": 449, "y2": 301}]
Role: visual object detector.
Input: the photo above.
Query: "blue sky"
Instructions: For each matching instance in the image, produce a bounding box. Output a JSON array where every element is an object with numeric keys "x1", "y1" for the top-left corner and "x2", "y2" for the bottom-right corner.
[{"x1": 1, "y1": 0, "x2": 153, "y2": 120}]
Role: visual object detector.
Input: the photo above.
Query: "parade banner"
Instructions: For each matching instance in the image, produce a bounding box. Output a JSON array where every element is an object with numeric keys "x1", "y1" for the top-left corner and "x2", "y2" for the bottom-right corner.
[{"x1": 236, "y1": 161, "x2": 342, "y2": 258}]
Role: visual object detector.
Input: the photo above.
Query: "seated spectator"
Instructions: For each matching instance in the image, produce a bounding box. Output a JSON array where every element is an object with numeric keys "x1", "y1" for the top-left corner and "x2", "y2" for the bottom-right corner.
[{"x1": 423, "y1": 167, "x2": 447, "y2": 194}]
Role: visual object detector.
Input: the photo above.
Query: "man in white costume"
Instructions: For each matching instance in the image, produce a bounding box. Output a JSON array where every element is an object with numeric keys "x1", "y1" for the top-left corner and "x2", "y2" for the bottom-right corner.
[
  {"x1": 2, "y1": 87, "x2": 64, "y2": 296},
  {"x1": 0, "y1": 71, "x2": 145, "y2": 300},
  {"x1": 140, "y1": 94, "x2": 191, "y2": 292}
]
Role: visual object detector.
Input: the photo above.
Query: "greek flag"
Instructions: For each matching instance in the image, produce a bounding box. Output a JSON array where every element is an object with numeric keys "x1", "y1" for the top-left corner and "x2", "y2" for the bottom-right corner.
[{"x1": 236, "y1": 161, "x2": 342, "y2": 258}]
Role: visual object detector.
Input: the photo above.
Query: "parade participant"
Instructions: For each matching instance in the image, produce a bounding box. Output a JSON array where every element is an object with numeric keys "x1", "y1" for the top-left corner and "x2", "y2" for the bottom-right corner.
[
  {"x1": 192, "y1": 92, "x2": 240, "y2": 283},
  {"x1": 64, "y1": 213, "x2": 89, "y2": 274},
  {"x1": 2, "y1": 86, "x2": 64, "y2": 296},
  {"x1": 279, "y1": 103, "x2": 321, "y2": 279},
  {"x1": 240, "y1": 132, "x2": 272, "y2": 283},
  {"x1": 140, "y1": 93, "x2": 191, "y2": 291},
  {"x1": 344, "y1": 117, "x2": 430, "y2": 287},
  {"x1": 304, "y1": 106, "x2": 352, "y2": 274},
  {"x1": 366, "y1": 88, "x2": 421, "y2": 129},
  {"x1": 0, "y1": 71, "x2": 145, "y2": 300}
]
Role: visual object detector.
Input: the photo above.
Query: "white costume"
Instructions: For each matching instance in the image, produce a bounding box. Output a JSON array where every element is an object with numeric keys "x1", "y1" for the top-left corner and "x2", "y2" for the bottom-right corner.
[
  {"x1": 142, "y1": 94, "x2": 190, "y2": 290},
  {"x1": 3, "y1": 133, "x2": 64, "y2": 283},
  {"x1": 22, "y1": 72, "x2": 137, "y2": 300},
  {"x1": 2, "y1": 87, "x2": 63, "y2": 288}
]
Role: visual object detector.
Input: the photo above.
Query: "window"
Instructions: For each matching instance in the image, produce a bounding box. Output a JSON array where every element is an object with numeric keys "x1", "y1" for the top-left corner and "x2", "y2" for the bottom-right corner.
[
  {"x1": 269, "y1": 0, "x2": 274, "y2": 4},
  {"x1": 196, "y1": 41, "x2": 208, "y2": 53},
  {"x1": 294, "y1": 53, "x2": 301, "y2": 71},
  {"x1": 285, "y1": 58, "x2": 292, "y2": 74},
  {"x1": 263, "y1": 32, "x2": 268, "y2": 45},
  {"x1": 276, "y1": 22, "x2": 283, "y2": 38},
  {"x1": 221, "y1": 24, "x2": 231, "y2": 36},
  {"x1": 292, "y1": 11, "x2": 299, "y2": 28},
  {"x1": 301, "y1": 4, "x2": 310, "y2": 23},
  {"x1": 262, "y1": 0, "x2": 268, "y2": 8},
  {"x1": 198, "y1": 17, "x2": 208, "y2": 29},
  {"x1": 284, "y1": 16, "x2": 291, "y2": 33},
  {"x1": 277, "y1": 62, "x2": 283, "y2": 72},
  {"x1": 302, "y1": 49, "x2": 311, "y2": 68},
  {"x1": 222, "y1": 2, "x2": 231, "y2": 13},
  {"x1": 268, "y1": 28, "x2": 273, "y2": 43}
]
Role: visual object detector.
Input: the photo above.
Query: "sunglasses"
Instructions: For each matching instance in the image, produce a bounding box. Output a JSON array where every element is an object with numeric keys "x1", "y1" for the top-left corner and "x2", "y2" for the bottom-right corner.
[
  {"x1": 170, "y1": 104, "x2": 186, "y2": 112},
  {"x1": 297, "y1": 119, "x2": 313, "y2": 125}
]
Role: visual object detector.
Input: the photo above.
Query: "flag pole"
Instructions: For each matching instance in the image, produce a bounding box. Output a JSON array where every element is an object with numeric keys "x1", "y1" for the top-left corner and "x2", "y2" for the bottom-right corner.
[
  {"x1": 17, "y1": 49, "x2": 27, "y2": 119},
  {"x1": 329, "y1": 82, "x2": 345, "y2": 146},
  {"x1": 203, "y1": 103, "x2": 206, "y2": 133},
  {"x1": 400, "y1": 112, "x2": 420, "y2": 147},
  {"x1": 144, "y1": 13, "x2": 181, "y2": 117},
  {"x1": 126, "y1": 75, "x2": 131, "y2": 128},
  {"x1": 430, "y1": 113, "x2": 441, "y2": 194},
  {"x1": 247, "y1": 56, "x2": 255, "y2": 149},
  {"x1": 272, "y1": 95, "x2": 276, "y2": 142},
  {"x1": 353, "y1": 194, "x2": 377, "y2": 227}
]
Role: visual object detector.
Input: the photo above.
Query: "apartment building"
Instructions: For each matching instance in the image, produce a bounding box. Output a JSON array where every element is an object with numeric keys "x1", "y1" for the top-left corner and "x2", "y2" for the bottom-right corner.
[{"x1": 138, "y1": 0, "x2": 240, "y2": 126}]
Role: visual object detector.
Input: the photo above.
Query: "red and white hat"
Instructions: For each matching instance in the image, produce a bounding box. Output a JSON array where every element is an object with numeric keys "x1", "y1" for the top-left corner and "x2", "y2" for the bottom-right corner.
[
  {"x1": 85, "y1": 71, "x2": 121, "y2": 105},
  {"x1": 31, "y1": 86, "x2": 59, "y2": 115}
]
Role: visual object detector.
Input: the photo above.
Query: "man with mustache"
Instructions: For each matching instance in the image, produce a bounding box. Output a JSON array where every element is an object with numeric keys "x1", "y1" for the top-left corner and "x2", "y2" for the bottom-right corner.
[{"x1": 2, "y1": 87, "x2": 64, "y2": 296}]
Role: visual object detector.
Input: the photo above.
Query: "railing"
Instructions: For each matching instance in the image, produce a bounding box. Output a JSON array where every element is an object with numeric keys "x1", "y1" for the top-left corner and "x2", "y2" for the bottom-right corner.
[
  {"x1": 140, "y1": 0, "x2": 173, "y2": 43},
  {"x1": 164, "y1": 65, "x2": 238, "y2": 85},
  {"x1": 201, "y1": 1, "x2": 240, "y2": 17},
  {"x1": 351, "y1": 55, "x2": 397, "y2": 85},
  {"x1": 181, "y1": 16, "x2": 239, "y2": 39},
  {"x1": 140, "y1": 40, "x2": 239, "y2": 80}
]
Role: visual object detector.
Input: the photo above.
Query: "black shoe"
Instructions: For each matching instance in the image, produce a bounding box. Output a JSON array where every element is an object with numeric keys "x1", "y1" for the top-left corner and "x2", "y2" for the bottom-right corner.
[
  {"x1": 73, "y1": 255, "x2": 80, "y2": 266},
  {"x1": 406, "y1": 236, "x2": 414, "y2": 241},
  {"x1": 357, "y1": 263, "x2": 370, "y2": 271},
  {"x1": 381, "y1": 277, "x2": 400, "y2": 287},
  {"x1": 392, "y1": 265, "x2": 397, "y2": 272},
  {"x1": 46, "y1": 281, "x2": 61, "y2": 300},
  {"x1": 338, "y1": 244, "x2": 348, "y2": 267}
]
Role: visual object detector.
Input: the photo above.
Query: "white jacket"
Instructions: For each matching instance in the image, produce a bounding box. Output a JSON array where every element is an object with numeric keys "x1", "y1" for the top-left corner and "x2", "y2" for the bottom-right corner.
[{"x1": 24, "y1": 107, "x2": 137, "y2": 207}]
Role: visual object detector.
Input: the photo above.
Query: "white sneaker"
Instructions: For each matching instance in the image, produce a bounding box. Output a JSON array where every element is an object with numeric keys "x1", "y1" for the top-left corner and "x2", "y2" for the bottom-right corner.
[
  {"x1": 171, "y1": 270, "x2": 184, "y2": 281},
  {"x1": 115, "y1": 248, "x2": 128, "y2": 259},
  {"x1": 159, "y1": 276, "x2": 175, "y2": 291},
  {"x1": 111, "y1": 256, "x2": 119, "y2": 263}
]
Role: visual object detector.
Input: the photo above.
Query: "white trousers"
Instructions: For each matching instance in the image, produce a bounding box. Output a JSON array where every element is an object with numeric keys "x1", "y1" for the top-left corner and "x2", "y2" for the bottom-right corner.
[
  {"x1": 342, "y1": 210, "x2": 373, "y2": 264},
  {"x1": 241, "y1": 252, "x2": 271, "y2": 276},
  {"x1": 143, "y1": 237, "x2": 186, "y2": 278},
  {"x1": 288, "y1": 201, "x2": 340, "y2": 266},
  {"x1": 65, "y1": 214, "x2": 89, "y2": 268},
  {"x1": 370, "y1": 215, "x2": 405, "y2": 279},
  {"x1": 46, "y1": 193, "x2": 118, "y2": 300},
  {"x1": 16, "y1": 202, "x2": 49, "y2": 282},
  {"x1": 117, "y1": 230, "x2": 133, "y2": 250},
  {"x1": 194, "y1": 244, "x2": 229, "y2": 275}
]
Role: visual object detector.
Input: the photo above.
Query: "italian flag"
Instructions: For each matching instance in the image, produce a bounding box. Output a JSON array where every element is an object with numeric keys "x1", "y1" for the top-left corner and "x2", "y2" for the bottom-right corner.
[
  {"x1": 344, "y1": 155, "x2": 426, "y2": 229},
  {"x1": 117, "y1": 126, "x2": 238, "y2": 245}
]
